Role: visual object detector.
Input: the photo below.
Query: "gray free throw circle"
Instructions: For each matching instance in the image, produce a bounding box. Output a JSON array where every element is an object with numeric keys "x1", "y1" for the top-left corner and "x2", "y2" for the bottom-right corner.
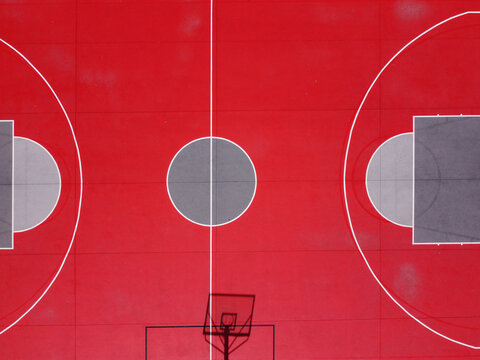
[
  {"x1": 366, "y1": 133, "x2": 413, "y2": 227},
  {"x1": 14, "y1": 137, "x2": 61, "y2": 232},
  {"x1": 167, "y1": 137, "x2": 256, "y2": 226}
]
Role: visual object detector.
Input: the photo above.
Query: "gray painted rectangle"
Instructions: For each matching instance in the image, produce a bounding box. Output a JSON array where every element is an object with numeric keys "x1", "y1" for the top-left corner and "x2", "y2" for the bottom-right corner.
[
  {"x1": 0, "y1": 121, "x2": 13, "y2": 249},
  {"x1": 414, "y1": 116, "x2": 480, "y2": 244}
]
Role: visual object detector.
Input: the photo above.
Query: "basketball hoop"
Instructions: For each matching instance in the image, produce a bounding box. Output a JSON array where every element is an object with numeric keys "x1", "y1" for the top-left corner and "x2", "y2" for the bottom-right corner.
[{"x1": 203, "y1": 293, "x2": 255, "y2": 360}]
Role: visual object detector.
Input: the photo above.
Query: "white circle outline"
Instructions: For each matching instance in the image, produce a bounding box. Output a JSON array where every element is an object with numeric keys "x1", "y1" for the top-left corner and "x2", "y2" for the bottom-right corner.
[
  {"x1": 365, "y1": 132, "x2": 413, "y2": 228},
  {"x1": 0, "y1": 38, "x2": 83, "y2": 335},
  {"x1": 343, "y1": 12, "x2": 480, "y2": 349},
  {"x1": 13, "y1": 136, "x2": 62, "y2": 233},
  {"x1": 166, "y1": 136, "x2": 257, "y2": 227}
]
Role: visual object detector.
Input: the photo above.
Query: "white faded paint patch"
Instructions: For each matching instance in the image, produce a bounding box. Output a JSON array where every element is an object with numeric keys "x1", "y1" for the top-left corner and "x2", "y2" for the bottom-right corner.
[
  {"x1": 80, "y1": 68, "x2": 117, "y2": 87},
  {"x1": 394, "y1": 263, "x2": 421, "y2": 302},
  {"x1": 395, "y1": 0, "x2": 428, "y2": 21},
  {"x1": 180, "y1": 15, "x2": 202, "y2": 37}
]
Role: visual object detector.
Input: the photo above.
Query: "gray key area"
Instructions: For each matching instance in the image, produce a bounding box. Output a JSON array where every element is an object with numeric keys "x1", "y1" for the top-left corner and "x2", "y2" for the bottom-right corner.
[
  {"x1": 366, "y1": 133, "x2": 413, "y2": 227},
  {"x1": 167, "y1": 137, "x2": 256, "y2": 226},
  {"x1": 0, "y1": 122, "x2": 13, "y2": 249},
  {"x1": 414, "y1": 116, "x2": 480, "y2": 244},
  {"x1": 14, "y1": 137, "x2": 61, "y2": 233}
]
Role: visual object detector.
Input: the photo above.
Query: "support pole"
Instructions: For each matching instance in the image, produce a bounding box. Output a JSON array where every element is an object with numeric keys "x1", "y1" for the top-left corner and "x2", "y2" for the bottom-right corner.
[{"x1": 223, "y1": 328, "x2": 230, "y2": 360}]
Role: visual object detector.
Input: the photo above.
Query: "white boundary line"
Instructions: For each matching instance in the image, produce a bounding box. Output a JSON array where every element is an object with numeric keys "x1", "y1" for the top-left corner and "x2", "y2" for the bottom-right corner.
[
  {"x1": 365, "y1": 132, "x2": 413, "y2": 228},
  {"x1": 209, "y1": 0, "x2": 214, "y2": 357},
  {"x1": 414, "y1": 115, "x2": 480, "y2": 117},
  {"x1": 413, "y1": 116, "x2": 416, "y2": 244},
  {"x1": 11, "y1": 121, "x2": 14, "y2": 249},
  {"x1": 342, "y1": 12, "x2": 480, "y2": 349},
  {"x1": 165, "y1": 136, "x2": 257, "y2": 227},
  {"x1": 0, "y1": 120, "x2": 14, "y2": 250},
  {"x1": 13, "y1": 136, "x2": 62, "y2": 233},
  {"x1": 412, "y1": 114, "x2": 480, "y2": 245},
  {"x1": 0, "y1": 38, "x2": 83, "y2": 335}
]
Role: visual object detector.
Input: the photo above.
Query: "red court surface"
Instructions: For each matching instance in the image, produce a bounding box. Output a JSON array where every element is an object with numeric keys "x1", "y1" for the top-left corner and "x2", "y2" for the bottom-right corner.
[{"x1": 1, "y1": 1, "x2": 480, "y2": 359}]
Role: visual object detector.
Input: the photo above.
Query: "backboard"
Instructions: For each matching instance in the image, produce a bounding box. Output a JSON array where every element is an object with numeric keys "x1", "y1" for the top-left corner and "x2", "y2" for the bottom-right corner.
[{"x1": 203, "y1": 293, "x2": 255, "y2": 337}]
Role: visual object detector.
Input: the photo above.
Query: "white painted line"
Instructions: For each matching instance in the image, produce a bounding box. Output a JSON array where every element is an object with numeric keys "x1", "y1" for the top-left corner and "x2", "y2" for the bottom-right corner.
[
  {"x1": 0, "y1": 38, "x2": 83, "y2": 335},
  {"x1": 0, "y1": 120, "x2": 14, "y2": 250},
  {"x1": 414, "y1": 241, "x2": 480, "y2": 245},
  {"x1": 209, "y1": 0, "x2": 214, "y2": 357},
  {"x1": 414, "y1": 114, "x2": 480, "y2": 117},
  {"x1": 343, "y1": 12, "x2": 480, "y2": 349},
  {"x1": 412, "y1": 116, "x2": 416, "y2": 244},
  {"x1": 11, "y1": 121, "x2": 14, "y2": 249}
]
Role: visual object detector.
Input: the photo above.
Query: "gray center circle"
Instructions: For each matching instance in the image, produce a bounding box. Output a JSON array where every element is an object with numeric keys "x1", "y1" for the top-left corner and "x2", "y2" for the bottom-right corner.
[{"x1": 167, "y1": 137, "x2": 256, "y2": 226}]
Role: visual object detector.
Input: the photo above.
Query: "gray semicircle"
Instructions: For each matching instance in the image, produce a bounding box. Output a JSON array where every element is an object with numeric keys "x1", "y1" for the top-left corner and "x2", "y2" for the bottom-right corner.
[
  {"x1": 366, "y1": 133, "x2": 414, "y2": 227},
  {"x1": 14, "y1": 137, "x2": 61, "y2": 232}
]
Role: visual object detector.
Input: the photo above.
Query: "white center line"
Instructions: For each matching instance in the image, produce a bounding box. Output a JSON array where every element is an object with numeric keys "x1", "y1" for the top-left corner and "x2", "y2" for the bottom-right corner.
[{"x1": 209, "y1": 0, "x2": 214, "y2": 358}]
